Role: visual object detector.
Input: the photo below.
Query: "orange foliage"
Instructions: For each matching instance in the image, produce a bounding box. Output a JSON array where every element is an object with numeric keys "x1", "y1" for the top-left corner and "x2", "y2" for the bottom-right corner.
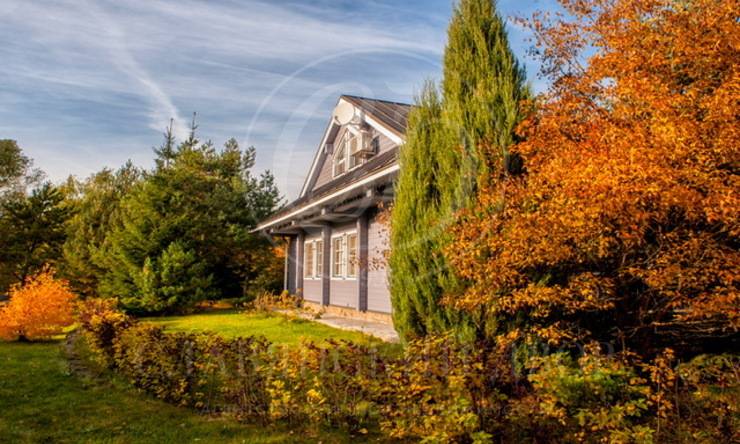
[
  {"x1": 448, "y1": 0, "x2": 739, "y2": 355},
  {"x1": 0, "y1": 268, "x2": 77, "y2": 341}
]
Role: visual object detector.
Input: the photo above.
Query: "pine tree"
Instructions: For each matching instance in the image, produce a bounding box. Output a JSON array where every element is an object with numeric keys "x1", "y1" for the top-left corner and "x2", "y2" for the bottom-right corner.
[{"x1": 390, "y1": 0, "x2": 528, "y2": 339}]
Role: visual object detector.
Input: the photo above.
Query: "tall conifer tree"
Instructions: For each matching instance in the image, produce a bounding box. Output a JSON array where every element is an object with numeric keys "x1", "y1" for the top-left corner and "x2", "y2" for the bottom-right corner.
[{"x1": 390, "y1": 0, "x2": 528, "y2": 339}]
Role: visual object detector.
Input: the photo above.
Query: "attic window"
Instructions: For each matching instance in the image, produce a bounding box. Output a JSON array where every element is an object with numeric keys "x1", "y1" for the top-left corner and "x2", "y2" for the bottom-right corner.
[
  {"x1": 333, "y1": 142, "x2": 346, "y2": 177},
  {"x1": 334, "y1": 130, "x2": 376, "y2": 177},
  {"x1": 349, "y1": 133, "x2": 361, "y2": 169}
]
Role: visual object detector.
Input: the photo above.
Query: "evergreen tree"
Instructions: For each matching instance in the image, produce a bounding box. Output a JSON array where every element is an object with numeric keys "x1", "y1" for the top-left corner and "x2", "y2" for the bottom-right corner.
[
  {"x1": 0, "y1": 183, "x2": 71, "y2": 292},
  {"x1": 153, "y1": 119, "x2": 177, "y2": 169},
  {"x1": 61, "y1": 162, "x2": 142, "y2": 297},
  {"x1": 443, "y1": 0, "x2": 528, "y2": 181},
  {"x1": 390, "y1": 0, "x2": 528, "y2": 339},
  {"x1": 0, "y1": 139, "x2": 42, "y2": 201},
  {"x1": 97, "y1": 127, "x2": 282, "y2": 314},
  {"x1": 390, "y1": 85, "x2": 462, "y2": 338}
]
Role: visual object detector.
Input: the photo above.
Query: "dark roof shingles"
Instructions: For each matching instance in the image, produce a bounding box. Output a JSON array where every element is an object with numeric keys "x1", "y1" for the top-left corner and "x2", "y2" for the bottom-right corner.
[{"x1": 341, "y1": 95, "x2": 411, "y2": 135}]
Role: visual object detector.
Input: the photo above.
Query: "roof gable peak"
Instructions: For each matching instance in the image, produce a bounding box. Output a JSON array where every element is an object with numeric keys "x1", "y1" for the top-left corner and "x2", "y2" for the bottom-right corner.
[{"x1": 298, "y1": 95, "x2": 411, "y2": 198}]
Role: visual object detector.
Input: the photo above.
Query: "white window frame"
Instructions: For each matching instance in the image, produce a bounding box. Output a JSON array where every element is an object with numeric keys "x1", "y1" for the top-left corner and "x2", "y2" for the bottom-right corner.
[
  {"x1": 315, "y1": 240, "x2": 323, "y2": 278},
  {"x1": 346, "y1": 233, "x2": 358, "y2": 278},
  {"x1": 332, "y1": 135, "x2": 347, "y2": 177},
  {"x1": 348, "y1": 132, "x2": 361, "y2": 169},
  {"x1": 304, "y1": 241, "x2": 314, "y2": 279},
  {"x1": 333, "y1": 129, "x2": 376, "y2": 178},
  {"x1": 303, "y1": 239, "x2": 323, "y2": 280},
  {"x1": 330, "y1": 231, "x2": 357, "y2": 280},
  {"x1": 331, "y1": 235, "x2": 345, "y2": 278}
]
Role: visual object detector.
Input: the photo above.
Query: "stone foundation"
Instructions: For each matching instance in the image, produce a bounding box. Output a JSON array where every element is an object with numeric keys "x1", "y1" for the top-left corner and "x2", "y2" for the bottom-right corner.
[{"x1": 302, "y1": 301, "x2": 393, "y2": 325}]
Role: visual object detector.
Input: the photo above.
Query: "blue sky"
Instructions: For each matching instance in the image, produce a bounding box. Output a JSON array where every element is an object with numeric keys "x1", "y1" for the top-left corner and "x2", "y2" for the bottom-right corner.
[{"x1": 0, "y1": 0, "x2": 558, "y2": 199}]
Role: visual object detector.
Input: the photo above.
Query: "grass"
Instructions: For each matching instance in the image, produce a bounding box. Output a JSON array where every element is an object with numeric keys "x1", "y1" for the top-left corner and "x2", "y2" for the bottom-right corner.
[
  {"x1": 142, "y1": 309, "x2": 395, "y2": 350},
  {"x1": 0, "y1": 341, "x2": 360, "y2": 443}
]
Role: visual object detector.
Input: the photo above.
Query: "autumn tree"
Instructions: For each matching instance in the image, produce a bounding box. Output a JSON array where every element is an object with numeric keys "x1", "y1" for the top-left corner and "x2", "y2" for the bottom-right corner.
[
  {"x1": 449, "y1": 0, "x2": 739, "y2": 358},
  {"x1": 390, "y1": 0, "x2": 528, "y2": 339},
  {"x1": 0, "y1": 268, "x2": 76, "y2": 341}
]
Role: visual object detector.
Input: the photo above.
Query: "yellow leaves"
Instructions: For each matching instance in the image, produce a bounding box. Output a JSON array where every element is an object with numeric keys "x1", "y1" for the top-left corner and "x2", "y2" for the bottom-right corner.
[
  {"x1": 447, "y1": 0, "x2": 739, "y2": 355},
  {"x1": 0, "y1": 268, "x2": 76, "y2": 341}
]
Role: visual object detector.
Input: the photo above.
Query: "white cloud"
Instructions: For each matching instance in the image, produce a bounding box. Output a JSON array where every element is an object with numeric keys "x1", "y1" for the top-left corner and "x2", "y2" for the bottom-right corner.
[{"x1": 0, "y1": 0, "x2": 548, "y2": 198}]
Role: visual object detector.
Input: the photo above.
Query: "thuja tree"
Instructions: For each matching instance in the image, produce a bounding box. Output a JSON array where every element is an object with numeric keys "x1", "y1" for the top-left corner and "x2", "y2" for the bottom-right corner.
[
  {"x1": 443, "y1": 0, "x2": 528, "y2": 183},
  {"x1": 390, "y1": 85, "x2": 462, "y2": 339},
  {"x1": 390, "y1": 0, "x2": 528, "y2": 339}
]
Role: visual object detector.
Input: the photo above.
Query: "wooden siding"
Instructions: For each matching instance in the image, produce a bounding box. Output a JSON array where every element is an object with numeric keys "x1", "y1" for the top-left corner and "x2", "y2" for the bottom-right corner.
[
  {"x1": 329, "y1": 222, "x2": 358, "y2": 309},
  {"x1": 303, "y1": 280, "x2": 322, "y2": 303},
  {"x1": 330, "y1": 279, "x2": 358, "y2": 308},
  {"x1": 302, "y1": 228, "x2": 323, "y2": 303},
  {"x1": 312, "y1": 125, "x2": 398, "y2": 191},
  {"x1": 313, "y1": 148, "x2": 334, "y2": 191},
  {"x1": 367, "y1": 212, "x2": 392, "y2": 313}
]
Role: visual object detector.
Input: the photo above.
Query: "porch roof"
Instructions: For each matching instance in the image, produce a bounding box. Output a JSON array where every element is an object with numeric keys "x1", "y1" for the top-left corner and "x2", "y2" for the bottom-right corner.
[{"x1": 256, "y1": 148, "x2": 398, "y2": 234}]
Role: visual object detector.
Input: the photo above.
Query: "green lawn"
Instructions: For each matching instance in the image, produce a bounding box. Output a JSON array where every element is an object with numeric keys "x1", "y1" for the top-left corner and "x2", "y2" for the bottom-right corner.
[
  {"x1": 142, "y1": 310, "x2": 392, "y2": 349},
  {"x1": 0, "y1": 341, "x2": 359, "y2": 443}
]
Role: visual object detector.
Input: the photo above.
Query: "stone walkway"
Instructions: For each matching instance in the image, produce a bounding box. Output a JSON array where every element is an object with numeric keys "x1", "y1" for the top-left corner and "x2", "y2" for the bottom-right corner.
[{"x1": 279, "y1": 309, "x2": 400, "y2": 343}]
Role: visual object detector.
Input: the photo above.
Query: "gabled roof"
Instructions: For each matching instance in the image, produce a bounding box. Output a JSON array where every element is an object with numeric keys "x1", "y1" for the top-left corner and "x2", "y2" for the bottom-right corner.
[
  {"x1": 340, "y1": 95, "x2": 411, "y2": 137},
  {"x1": 298, "y1": 95, "x2": 412, "y2": 198},
  {"x1": 256, "y1": 95, "x2": 412, "y2": 232}
]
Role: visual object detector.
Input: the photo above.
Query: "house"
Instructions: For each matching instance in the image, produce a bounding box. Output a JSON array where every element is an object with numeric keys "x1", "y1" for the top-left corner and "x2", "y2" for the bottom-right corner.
[{"x1": 256, "y1": 95, "x2": 411, "y2": 324}]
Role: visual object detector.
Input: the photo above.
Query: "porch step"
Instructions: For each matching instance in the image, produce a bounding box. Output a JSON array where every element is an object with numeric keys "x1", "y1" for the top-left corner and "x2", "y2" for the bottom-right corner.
[{"x1": 277, "y1": 307, "x2": 399, "y2": 343}]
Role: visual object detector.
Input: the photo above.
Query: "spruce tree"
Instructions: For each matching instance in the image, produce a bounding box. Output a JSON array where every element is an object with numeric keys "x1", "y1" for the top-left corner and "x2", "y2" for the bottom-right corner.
[{"x1": 390, "y1": 0, "x2": 528, "y2": 339}]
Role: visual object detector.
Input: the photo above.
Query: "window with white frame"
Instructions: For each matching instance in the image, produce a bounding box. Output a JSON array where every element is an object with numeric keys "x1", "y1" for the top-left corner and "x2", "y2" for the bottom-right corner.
[
  {"x1": 331, "y1": 232, "x2": 358, "y2": 279},
  {"x1": 304, "y1": 239, "x2": 324, "y2": 279},
  {"x1": 332, "y1": 236, "x2": 344, "y2": 277},
  {"x1": 315, "y1": 240, "x2": 323, "y2": 277},
  {"x1": 304, "y1": 241, "x2": 314, "y2": 278},
  {"x1": 334, "y1": 130, "x2": 376, "y2": 177},
  {"x1": 348, "y1": 133, "x2": 361, "y2": 169},
  {"x1": 346, "y1": 233, "x2": 358, "y2": 278},
  {"x1": 333, "y1": 140, "x2": 346, "y2": 177}
]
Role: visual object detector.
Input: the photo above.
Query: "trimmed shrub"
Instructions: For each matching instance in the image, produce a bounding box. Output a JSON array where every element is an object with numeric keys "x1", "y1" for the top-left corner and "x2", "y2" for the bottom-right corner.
[
  {"x1": 249, "y1": 290, "x2": 301, "y2": 312},
  {"x1": 378, "y1": 334, "x2": 510, "y2": 443},
  {"x1": 509, "y1": 346, "x2": 654, "y2": 443},
  {"x1": 218, "y1": 335, "x2": 273, "y2": 421},
  {"x1": 76, "y1": 304, "x2": 738, "y2": 443},
  {"x1": 267, "y1": 339, "x2": 388, "y2": 432},
  {"x1": 77, "y1": 298, "x2": 134, "y2": 366},
  {"x1": 113, "y1": 324, "x2": 221, "y2": 408}
]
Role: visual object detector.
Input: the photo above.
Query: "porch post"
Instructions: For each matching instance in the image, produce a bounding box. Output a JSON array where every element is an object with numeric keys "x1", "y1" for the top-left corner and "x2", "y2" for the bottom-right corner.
[
  {"x1": 357, "y1": 211, "x2": 369, "y2": 312},
  {"x1": 296, "y1": 232, "x2": 304, "y2": 297},
  {"x1": 283, "y1": 237, "x2": 289, "y2": 292},
  {"x1": 322, "y1": 225, "x2": 331, "y2": 306},
  {"x1": 286, "y1": 236, "x2": 298, "y2": 294}
]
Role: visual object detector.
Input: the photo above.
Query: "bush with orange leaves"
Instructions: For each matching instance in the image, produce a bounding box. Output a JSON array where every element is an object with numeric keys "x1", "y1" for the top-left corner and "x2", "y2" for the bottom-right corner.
[
  {"x1": 0, "y1": 269, "x2": 77, "y2": 341},
  {"x1": 448, "y1": 0, "x2": 739, "y2": 358}
]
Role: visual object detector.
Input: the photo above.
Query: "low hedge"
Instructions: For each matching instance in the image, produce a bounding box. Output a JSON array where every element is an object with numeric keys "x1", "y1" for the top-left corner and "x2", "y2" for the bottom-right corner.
[{"x1": 76, "y1": 299, "x2": 739, "y2": 443}]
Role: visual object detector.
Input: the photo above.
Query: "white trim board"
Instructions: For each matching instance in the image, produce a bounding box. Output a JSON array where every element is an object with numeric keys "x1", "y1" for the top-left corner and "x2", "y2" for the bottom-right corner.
[{"x1": 257, "y1": 164, "x2": 399, "y2": 231}]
